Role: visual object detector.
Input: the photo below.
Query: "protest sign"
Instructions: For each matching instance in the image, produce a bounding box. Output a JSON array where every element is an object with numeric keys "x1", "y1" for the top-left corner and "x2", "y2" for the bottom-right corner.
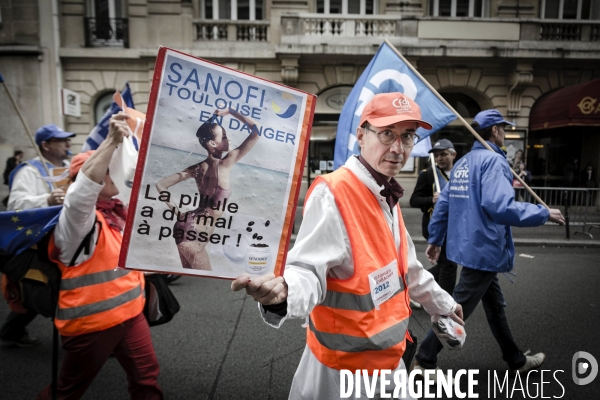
[{"x1": 119, "y1": 47, "x2": 316, "y2": 279}]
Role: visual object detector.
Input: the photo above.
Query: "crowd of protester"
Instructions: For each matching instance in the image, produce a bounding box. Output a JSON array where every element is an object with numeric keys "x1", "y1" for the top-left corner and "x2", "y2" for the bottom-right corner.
[{"x1": 1, "y1": 99, "x2": 569, "y2": 399}]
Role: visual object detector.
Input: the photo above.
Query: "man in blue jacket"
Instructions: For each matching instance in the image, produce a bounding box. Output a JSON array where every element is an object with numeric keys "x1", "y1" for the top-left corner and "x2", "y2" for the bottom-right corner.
[{"x1": 413, "y1": 109, "x2": 565, "y2": 375}]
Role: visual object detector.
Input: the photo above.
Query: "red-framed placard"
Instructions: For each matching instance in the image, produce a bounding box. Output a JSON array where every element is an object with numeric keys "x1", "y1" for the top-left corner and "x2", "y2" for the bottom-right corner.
[{"x1": 119, "y1": 47, "x2": 315, "y2": 279}]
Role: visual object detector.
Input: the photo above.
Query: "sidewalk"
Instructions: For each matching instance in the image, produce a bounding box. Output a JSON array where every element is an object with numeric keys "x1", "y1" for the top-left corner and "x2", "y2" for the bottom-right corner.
[
  {"x1": 291, "y1": 207, "x2": 600, "y2": 248},
  {"x1": 400, "y1": 207, "x2": 600, "y2": 248}
]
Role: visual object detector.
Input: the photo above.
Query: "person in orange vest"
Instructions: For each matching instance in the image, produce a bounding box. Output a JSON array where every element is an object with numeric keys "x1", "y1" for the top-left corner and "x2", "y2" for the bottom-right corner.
[
  {"x1": 36, "y1": 112, "x2": 163, "y2": 400},
  {"x1": 232, "y1": 93, "x2": 464, "y2": 399}
]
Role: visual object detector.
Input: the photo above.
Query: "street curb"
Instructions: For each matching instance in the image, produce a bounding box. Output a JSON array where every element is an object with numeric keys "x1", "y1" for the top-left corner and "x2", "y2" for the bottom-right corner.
[
  {"x1": 411, "y1": 237, "x2": 600, "y2": 248},
  {"x1": 290, "y1": 235, "x2": 600, "y2": 248}
]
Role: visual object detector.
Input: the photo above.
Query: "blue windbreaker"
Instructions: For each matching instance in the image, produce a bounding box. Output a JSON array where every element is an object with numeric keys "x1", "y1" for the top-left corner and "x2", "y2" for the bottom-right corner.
[{"x1": 428, "y1": 141, "x2": 549, "y2": 273}]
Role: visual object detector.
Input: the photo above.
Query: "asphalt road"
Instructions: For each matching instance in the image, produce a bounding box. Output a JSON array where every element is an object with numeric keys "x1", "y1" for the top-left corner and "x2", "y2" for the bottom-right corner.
[{"x1": 1, "y1": 245, "x2": 599, "y2": 399}]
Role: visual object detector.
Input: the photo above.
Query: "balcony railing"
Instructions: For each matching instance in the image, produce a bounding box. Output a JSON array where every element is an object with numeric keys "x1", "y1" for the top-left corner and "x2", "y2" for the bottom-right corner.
[
  {"x1": 590, "y1": 24, "x2": 600, "y2": 41},
  {"x1": 356, "y1": 20, "x2": 397, "y2": 36},
  {"x1": 286, "y1": 14, "x2": 399, "y2": 38},
  {"x1": 197, "y1": 23, "x2": 228, "y2": 40},
  {"x1": 301, "y1": 17, "x2": 397, "y2": 37},
  {"x1": 535, "y1": 20, "x2": 600, "y2": 41},
  {"x1": 303, "y1": 18, "x2": 345, "y2": 35},
  {"x1": 193, "y1": 20, "x2": 269, "y2": 42},
  {"x1": 282, "y1": 15, "x2": 600, "y2": 43},
  {"x1": 84, "y1": 18, "x2": 129, "y2": 48},
  {"x1": 540, "y1": 23, "x2": 582, "y2": 41}
]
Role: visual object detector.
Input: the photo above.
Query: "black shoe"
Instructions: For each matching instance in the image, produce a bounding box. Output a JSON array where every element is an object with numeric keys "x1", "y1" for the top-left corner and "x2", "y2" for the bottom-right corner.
[{"x1": 0, "y1": 333, "x2": 41, "y2": 348}]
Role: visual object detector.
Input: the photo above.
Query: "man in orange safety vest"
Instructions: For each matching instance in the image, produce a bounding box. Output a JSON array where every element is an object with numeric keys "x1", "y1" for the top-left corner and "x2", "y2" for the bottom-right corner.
[{"x1": 232, "y1": 93, "x2": 464, "y2": 399}]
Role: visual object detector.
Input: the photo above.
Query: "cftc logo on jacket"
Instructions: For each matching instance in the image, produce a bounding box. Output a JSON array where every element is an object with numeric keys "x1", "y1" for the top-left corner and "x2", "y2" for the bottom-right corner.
[
  {"x1": 453, "y1": 158, "x2": 469, "y2": 179},
  {"x1": 449, "y1": 158, "x2": 470, "y2": 198}
]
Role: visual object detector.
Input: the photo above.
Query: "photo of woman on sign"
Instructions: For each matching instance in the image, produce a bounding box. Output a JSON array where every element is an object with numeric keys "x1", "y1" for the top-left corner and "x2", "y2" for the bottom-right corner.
[{"x1": 156, "y1": 108, "x2": 260, "y2": 270}]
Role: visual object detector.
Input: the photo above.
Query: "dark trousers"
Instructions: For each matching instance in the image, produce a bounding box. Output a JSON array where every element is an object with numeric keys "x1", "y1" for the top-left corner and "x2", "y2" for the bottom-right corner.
[
  {"x1": 0, "y1": 309, "x2": 37, "y2": 340},
  {"x1": 426, "y1": 242, "x2": 457, "y2": 296},
  {"x1": 37, "y1": 312, "x2": 163, "y2": 400},
  {"x1": 415, "y1": 267, "x2": 527, "y2": 371}
]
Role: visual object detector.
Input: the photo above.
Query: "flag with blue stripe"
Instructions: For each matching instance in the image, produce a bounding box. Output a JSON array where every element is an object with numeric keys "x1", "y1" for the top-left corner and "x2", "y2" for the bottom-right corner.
[
  {"x1": 334, "y1": 42, "x2": 457, "y2": 169},
  {"x1": 0, "y1": 206, "x2": 62, "y2": 256},
  {"x1": 82, "y1": 83, "x2": 135, "y2": 151}
]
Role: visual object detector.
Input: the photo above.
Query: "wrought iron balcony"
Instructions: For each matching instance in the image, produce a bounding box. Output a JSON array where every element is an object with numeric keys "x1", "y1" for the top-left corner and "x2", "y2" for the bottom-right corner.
[{"x1": 84, "y1": 17, "x2": 129, "y2": 48}]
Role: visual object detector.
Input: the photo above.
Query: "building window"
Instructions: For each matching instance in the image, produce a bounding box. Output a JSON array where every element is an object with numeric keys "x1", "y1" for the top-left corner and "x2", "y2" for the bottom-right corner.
[
  {"x1": 316, "y1": 0, "x2": 376, "y2": 15},
  {"x1": 95, "y1": 92, "x2": 114, "y2": 125},
  {"x1": 202, "y1": 0, "x2": 265, "y2": 20},
  {"x1": 85, "y1": 0, "x2": 128, "y2": 47},
  {"x1": 429, "y1": 0, "x2": 488, "y2": 17},
  {"x1": 540, "y1": 0, "x2": 598, "y2": 20},
  {"x1": 87, "y1": 0, "x2": 125, "y2": 19}
]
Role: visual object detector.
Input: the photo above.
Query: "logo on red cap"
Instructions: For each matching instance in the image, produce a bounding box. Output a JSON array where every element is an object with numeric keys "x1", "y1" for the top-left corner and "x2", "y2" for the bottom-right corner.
[
  {"x1": 392, "y1": 97, "x2": 412, "y2": 113},
  {"x1": 358, "y1": 92, "x2": 432, "y2": 130}
]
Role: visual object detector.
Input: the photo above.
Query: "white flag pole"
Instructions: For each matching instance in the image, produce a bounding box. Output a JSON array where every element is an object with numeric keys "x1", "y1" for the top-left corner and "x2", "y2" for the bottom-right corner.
[
  {"x1": 383, "y1": 39, "x2": 547, "y2": 209},
  {"x1": 430, "y1": 153, "x2": 441, "y2": 193}
]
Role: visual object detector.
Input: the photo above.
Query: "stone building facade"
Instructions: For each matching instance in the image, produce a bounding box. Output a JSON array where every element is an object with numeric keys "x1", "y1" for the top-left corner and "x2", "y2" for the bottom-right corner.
[{"x1": 1, "y1": 0, "x2": 599, "y2": 204}]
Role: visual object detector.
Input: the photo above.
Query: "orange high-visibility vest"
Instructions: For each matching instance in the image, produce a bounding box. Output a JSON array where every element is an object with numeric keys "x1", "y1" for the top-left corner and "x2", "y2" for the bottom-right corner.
[
  {"x1": 49, "y1": 211, "x2": 145, "y2": 336},
  {"x1": 305, "y1": 167, "x2": 411, "y2": 372}
]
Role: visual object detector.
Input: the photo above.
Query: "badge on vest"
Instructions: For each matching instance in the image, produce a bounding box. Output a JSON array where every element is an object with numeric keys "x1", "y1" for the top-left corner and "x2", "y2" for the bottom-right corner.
[{"x1": 368, "y1": 261, "x2": 403, "y2": 310}]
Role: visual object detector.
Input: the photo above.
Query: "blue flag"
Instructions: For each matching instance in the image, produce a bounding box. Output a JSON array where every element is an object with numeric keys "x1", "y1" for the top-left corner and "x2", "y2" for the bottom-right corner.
[
  {"x1": 0, "y1": 206, "x2": 62, "y2": 256},
  {"x1": 410, "y1": 136, "x2": 432, "y2": 158},
  {"x1": 81, "y1": 83, "x2": 135, "y2": 151},
  {"x1": 334, "y1": 42, "x2": 457, "y2": 169}
]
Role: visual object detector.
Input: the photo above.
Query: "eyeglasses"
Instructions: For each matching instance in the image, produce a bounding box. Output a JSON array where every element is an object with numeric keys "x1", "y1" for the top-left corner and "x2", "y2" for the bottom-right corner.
[{"x1": 364, "y1": 127, "x2": 420, "y2": 147}]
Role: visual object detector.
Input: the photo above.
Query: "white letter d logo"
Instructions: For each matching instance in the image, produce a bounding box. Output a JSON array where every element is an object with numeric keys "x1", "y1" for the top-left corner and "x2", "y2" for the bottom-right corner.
[{"x1": 572, "y1": 351, "x2": 598, "y2": 385}]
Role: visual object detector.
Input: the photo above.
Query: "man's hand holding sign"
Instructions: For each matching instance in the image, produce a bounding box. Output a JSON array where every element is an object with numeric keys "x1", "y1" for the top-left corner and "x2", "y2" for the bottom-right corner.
[
  {"x1": 231, "y1": 273, "x2": 288, "y2": 306},
  {"x1": 82, "y1": 112, "x2": 130, "y2": 184}
]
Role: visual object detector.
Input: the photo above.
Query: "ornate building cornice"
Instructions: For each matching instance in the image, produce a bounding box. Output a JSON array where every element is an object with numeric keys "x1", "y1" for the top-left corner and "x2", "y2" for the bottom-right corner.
[
  {"x1": 280, "y1": 55, "x2": 300, "y2": 85},
  {"x1": 507, "y1": 63, "x2": 534, "y2": 117}
]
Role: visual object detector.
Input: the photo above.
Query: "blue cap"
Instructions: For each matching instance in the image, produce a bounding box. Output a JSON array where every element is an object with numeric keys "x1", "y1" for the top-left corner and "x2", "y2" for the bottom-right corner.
[
  {"x1": 429, "y1": 138, "x2": 455, "y2": 153},
  {"x1": 473, "y1": 110, "x2": 515, "y2": 130},
  {"x1": 35, "y1": 124, "x2": 76, "y2": 146}
]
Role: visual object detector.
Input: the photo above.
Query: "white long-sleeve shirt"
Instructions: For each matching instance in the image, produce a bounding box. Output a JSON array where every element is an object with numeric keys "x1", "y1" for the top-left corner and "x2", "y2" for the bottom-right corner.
[
  {"x1": 53, "y1": 173, "x2": 106, "y2": 266},
  {"x1": 7, "y1": 157, "x2": 69, "y2": 211},
  {"x1": 261, "y1": 156, "x2": 456, "y2": 400}
]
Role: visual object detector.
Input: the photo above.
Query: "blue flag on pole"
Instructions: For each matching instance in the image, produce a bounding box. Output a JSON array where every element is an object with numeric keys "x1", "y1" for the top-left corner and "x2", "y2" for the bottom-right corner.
[
  {"x1": 82, "y1": 83, "x2": 135, "y2": 151},
  {"x1": 334, "y1": 42, "x2": 457, "y2": 169},
  {"x1": 410, "y1": 136, "x2": 433, "y2": 158},
  {"x1": 0, "y1": 206, "x2": 62, "y2": 256}
]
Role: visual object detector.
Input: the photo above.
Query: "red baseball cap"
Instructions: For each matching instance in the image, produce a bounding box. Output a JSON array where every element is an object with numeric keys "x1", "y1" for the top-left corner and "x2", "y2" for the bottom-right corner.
[
  {"x1": 358, "y1": 93, "x2": 432, "y2": 130},
  {"x1": 69, "y1": 150, "x2": 94, "y2": 180}
]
